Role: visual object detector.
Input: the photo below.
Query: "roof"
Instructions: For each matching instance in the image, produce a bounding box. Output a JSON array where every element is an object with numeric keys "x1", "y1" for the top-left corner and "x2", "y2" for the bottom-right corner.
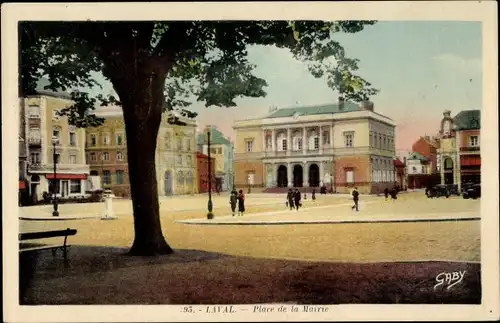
[
  {"x1": 197, "y1": 127, "x2": 232, "y2": 146},
  {"x1": 266, "y1": 101, "x2": 363, "y2": 118},
  {"x1": 453, "y1": 110, "x2": 480, "y2": 130},
  {"x1": 196, "y1": 151, "x2": 214, "y2": 159},
  {"x1": 393, "y1": 158, "x2": 405, "y2": 167},
  {"x1": 34, "y1": 78, "x2": 72, "y2": 100},
  {"x1": 407, "y1": 152, "x2": 429, "y2": 162}
]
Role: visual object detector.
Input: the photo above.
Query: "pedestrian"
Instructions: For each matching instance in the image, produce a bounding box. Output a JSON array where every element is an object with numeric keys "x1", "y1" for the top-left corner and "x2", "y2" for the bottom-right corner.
[
  {"x1": 294, "y1": 188, "x2": 302, "y2": 211},
  {"x1": 390, "y1": 187, "x2": 398, "y2": 201},
  {"x1": 229, "y1": 190, "x2": 238, "y2": 216},
  {"x1": 351, "y1": 187, "x2": 359, "y2": 211},
  {"x1": 312, "y1": 188, "x2": 316, "y2": 201},
  {"x1": 237, "y1": 189, "x2": 245, "y2": 216},
  {"x1": 384, "y1": 187, "x2": 389, "y2": 200},
  {"x1": 286, "y1": 189, "x2": 295, "y2": 210}
]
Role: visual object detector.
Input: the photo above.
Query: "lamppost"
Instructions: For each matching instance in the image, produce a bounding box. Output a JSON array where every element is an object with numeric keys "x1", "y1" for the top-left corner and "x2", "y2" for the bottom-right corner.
[
  {"x1": 231, "y1": 144, "x2": 236, "y2": 191},
  {"x1": 205, "y1": 126, "x2": 214, "y2": 219},
  {"x1": 52, "y1": 136, "x2": 59, "y2": 217}
]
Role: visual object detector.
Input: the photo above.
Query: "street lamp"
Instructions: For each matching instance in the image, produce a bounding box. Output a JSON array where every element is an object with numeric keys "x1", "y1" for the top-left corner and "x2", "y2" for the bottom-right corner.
[
  {"x1": 231, "y1": 144, "x2": 236, "y2": 191},
  {"x1": 205, "y1": 126, "x2": 214, "y2": 219},
  {"x1": 52, "y1": 136, "x2": 59, "y2": 217}
]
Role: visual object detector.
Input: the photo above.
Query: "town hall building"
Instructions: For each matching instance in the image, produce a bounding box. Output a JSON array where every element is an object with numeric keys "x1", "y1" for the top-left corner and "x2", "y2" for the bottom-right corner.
[{"x1": 232, "y1": 100, "x2": 397, "y2": 194}]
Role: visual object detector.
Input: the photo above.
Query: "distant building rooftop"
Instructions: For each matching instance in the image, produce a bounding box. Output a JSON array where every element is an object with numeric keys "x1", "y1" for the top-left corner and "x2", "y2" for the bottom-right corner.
[
  {"x1": 453, "y1": 110, "x2": 480, "y2": 131},
  {"x1": 266, "y1": 101, "x2": 363, "y2": 118}
]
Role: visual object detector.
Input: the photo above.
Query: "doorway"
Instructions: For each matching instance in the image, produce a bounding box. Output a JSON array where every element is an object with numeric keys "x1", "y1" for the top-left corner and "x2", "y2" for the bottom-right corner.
[
  {"x1": 277, "y1": 165, "x2": 288, "y2": 187},
  {"x1": 308, "y1": 163, "x2": 320, "y2": 187},
  {"x1": 293, "y1": 164, "x2": 303, "y2": 187},
  {"x1": 164, "y1": 171, "x2": 173, "y2": 195}
]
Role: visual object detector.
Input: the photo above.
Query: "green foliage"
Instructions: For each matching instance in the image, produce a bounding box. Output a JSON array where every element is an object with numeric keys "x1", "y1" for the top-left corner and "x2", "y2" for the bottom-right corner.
[{"x1": 19, "y1": 21, "x2": 380, "y2": 128}]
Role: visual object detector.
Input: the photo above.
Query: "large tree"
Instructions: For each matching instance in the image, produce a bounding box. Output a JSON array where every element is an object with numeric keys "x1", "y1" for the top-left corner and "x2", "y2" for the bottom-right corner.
[{"x1": 20, "y1": 21, "x2": 379, "y2": 255}]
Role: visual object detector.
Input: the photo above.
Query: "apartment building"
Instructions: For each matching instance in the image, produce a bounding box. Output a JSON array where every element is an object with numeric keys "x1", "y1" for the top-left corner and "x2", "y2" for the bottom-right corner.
[
  {"x1": 86, "y1": 110, "x2": 197, "y2": 197},
  {"x1": 23, "y1": 92, "x2": 89, "y2": 201},
  {"x1": 437, "y1": 109, "x2": 481, "y2": 190},
  {"x1": 233, "y1": 100, "x2": 397, "y2": 194}
]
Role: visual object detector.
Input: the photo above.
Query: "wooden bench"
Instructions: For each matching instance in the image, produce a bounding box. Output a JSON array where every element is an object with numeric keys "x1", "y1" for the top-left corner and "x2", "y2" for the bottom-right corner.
[{"x1": 19, "y1": 228, "x2": 77, "y2": 261}]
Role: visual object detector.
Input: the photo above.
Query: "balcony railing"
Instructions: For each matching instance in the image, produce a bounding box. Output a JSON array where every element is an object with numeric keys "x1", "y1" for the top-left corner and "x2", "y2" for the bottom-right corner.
[
  {"x1": 27, "y1": 137, "x2": 41, "y2": 145},
  {"x1": 28, "y1": 163, "x2": 90, "y2": 173},
  {"x1": 460, "y1": 146, "x2": 480, "y2": 152}
]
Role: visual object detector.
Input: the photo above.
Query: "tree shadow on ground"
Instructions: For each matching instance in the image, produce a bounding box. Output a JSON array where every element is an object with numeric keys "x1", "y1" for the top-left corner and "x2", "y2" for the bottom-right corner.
[{"x1": 20, "y1": 245, "x2": 481, "y2": 305}]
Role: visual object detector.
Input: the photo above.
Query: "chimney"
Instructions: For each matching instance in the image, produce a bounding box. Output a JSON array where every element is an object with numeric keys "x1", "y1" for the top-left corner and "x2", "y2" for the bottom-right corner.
[
  {"x1": 338, "y1": 96, "x2": 345, "y2": 111},
  {"x1": 424, "y1": 135, "x2": 430, "y2": 142}
]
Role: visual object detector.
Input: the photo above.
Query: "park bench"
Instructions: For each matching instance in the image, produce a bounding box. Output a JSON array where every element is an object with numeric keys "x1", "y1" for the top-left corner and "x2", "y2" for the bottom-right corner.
[{"x1": 19, "y1": 228, "x2": 77, "y2": 261}]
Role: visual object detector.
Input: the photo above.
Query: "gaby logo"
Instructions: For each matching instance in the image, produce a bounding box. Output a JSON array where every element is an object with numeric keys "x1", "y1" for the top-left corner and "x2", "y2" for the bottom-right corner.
[{"x1": 434, "y1": 271, "x2": 466, "y2": 290}]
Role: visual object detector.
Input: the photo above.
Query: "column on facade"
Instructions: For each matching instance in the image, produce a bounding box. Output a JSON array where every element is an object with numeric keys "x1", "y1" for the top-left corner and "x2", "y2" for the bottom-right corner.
[
  {"x1": 454, "y1": 153, "x2": 461, "y2": 191},
  {"x1": 330, "y1": 124, "x2": 334, "y2": 151},
  {"x1": 286, "y1": 128, "x2": 291, "y2": 155},
  {"x1": 302, "y1": 161, "x2": 308, "y2": 187},
  {"x1": 302, "y1": 127, "x2": 307, "y2": 155},
  {"x1": 271, "y1": 129, "x2": 276, "y2": 152},
  {"x1": 319, "y1": 161, "x2": 324, "y2": 186},
  {"x1": 262, "y1": 129, "x2": 267, "y2": 151},
  {"x1": 319, "y1": 126, "x2": 323, "y2": 155},
  {"x1": 287, "y1": 162, "x2": 292, "y2": 187}
]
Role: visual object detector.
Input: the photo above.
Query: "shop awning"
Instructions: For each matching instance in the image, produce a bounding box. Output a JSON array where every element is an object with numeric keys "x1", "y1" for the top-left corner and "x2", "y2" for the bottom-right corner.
[
  {"x1": 46, "y1": 174, "x2": 87, "y2": 180},
  {"x1": 19, "y1": 181, "x2": 26, "y2": 190},
  {"x1": 460, "y1": 155, "x2": 481, "y2": 167}
]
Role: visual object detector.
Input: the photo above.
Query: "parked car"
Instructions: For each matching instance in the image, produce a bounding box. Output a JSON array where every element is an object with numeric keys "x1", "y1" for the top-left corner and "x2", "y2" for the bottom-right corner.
[
  {"x1": 463, "y1": 183, "x2": 481, "y2": 199},
  {"x1": 426, "y1": 184, "x2": 450, "y2": 198},
  {"x1": 446, "y1": 184, "x2": 460, "y2": 196}
]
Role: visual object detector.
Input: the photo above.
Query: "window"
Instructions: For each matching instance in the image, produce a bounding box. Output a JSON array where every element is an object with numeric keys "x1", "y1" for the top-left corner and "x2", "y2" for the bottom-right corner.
[
  {"x1": 176, "y1": 155, "x2": 182, "y2": 165},
  {"x1": 116, "y1": 151, "x2": 123, "y2": 161},
  {"x1": 90, "y1": 152, "x2": 97, "y2": 161},
  {"x1": 70, "y1": 179, "x2": 81, "y2": 194},
  {"x1": 30, "y1": 152, "x2": 41, "y2": 164},
  {"x1": 28, "y1": 105, "x2": 40, "y2": 118},
  {"x1": 186, "y1": 171, "x2": 194, "y2": 186},
  {"x1": 369, "y1": 133, "x2": 373, "y2": 147},
  {"x1": 293, "y1": 137, "x2": 302, "y2": 151},
  {"x1": 48, "y1": 180, "x2": 60, "y2": 194},
  {"x1": 265, "y1": 136, "x2": 272, "y2": 149},
  {"x1": 281, "y1": 139, "x2": 287, "y2": 151},
  {"x1": 69, "y1": 132, "x2": 77, "y2": 146},
  {"x1": 314, "y1": 137, "x2": 320, "y2": 150},
  {"x1": 217, "y1": 148, "x2": 222, "y2": 154},
  {"x1": 116, "y1": 170, "x2": 125, "y2": 184},
  {"x1": 90, "y1": 134, "x2": 97, "y2": 146},
  {"x1": 53, "y1": 153, "x2": 60, "y2": 164},
  {"x1": 103, "y1": 170, "x2": 112, "y2": 185},
  {"x1": 185, "y1": 139, "x2": 191, "y2": 151},
  {"x1": 323, "y1": 131, "x2": 330, "y2": 145},
  {"x1": 103, "y1": 152, "x2": 109, "y2": 161},
  {"x1": 69, "y1": 154, "x2": 77, "y2": 164},
  {"x1": 345, "y1": 169, "x2": 354, "y2": 184},
  {"x1": 383, "y1": 136, "x2": 386, "y2": 150},
  {"x1": 52, "y1": 128, "x2": 61, "y2": 143},
  {"x1": 176, "y1": 138, "x2": 182, "y2": 151},
  {"x1": 116, "y1": 134, "x2": 123, "y2": 146},
  {"x1": 344, "y1": 132, "x2": 354, "y2": 147},
  {"x1": 186, "y1": 155, "x2": 193, "y2": 166},
  {"x1": 469, "y1": 135, "x2": 479, "y2": 147},
  {"x1": 177, "y1": 171, "x2": 184, "y2": 186},
  {"x1": 103, "y1": 134, "x2": 109, "y2": 145},
  {"x1": 378, "y1": 135, "x2": 382, "y2": 148},
  {"x1": 246, "y1": 140, "x2": 254, "y2": 152},
  {"x1": 412, "y1": 166, "x2": 417, "y2": 173}
]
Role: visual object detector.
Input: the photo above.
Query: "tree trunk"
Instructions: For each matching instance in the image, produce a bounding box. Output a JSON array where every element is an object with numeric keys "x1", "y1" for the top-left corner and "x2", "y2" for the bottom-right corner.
[{"x1": 119, "y1": 69, "x2": 173, "y2": 256}]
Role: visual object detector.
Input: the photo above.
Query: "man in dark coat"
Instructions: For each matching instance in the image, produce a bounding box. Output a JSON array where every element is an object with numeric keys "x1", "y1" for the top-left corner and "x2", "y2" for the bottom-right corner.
[
  {"x1": 294, "y1": 188, "x2": 301, "y2": 211},
  {"x1": 351, "y1": 187, "x2": 360, "y2": 211},
  {"x1": 286, "y1": 189, "x2": 295, "y2": 210}
]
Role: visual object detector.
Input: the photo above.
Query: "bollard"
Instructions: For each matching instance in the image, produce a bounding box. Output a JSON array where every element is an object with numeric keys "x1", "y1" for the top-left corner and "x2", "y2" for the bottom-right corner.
[{"x1": 101, "y1": 196, "x2": 117, "y2": 220}]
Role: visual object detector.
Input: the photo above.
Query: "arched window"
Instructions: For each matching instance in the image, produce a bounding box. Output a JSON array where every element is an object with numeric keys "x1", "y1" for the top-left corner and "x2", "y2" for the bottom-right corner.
[
  {"x1": 277, "y1": 132, "x2": 287, "y2": 151},
  {"x1": 186, "y1": 171, "x2": 193, "y2": 186},
  {"x1": 292, "y1": 131, "x2": 302, "y2": 151},
  {"x1": 308, "y1": 130, "x2": 319, "y2": 150}
]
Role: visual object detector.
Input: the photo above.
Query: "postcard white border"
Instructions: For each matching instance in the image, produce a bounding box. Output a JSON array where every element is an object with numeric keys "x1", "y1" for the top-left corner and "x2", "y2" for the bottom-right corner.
[{"x1": 2, "y1": 1, "x2": 498, "y2": 322}]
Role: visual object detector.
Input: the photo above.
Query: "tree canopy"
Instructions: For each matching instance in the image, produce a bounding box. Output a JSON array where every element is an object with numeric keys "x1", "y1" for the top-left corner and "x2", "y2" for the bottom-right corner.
[
  {"x1": 20, "y1": 21, "x2": 379, "y2": 126},
  {"x1": 19, "y1": 21, "x2": 380, "y2": 255}
]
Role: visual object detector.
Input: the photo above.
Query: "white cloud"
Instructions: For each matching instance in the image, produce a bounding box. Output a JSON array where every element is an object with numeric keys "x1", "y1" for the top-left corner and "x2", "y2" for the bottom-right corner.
[{"x1": 432, "y1": 53, "x2": 482, "y2": 73}]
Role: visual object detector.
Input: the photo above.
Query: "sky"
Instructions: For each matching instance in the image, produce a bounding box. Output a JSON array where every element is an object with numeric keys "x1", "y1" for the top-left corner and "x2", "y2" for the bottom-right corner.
[{"x1": 89, "y1": 21, "x2": 482, "y2": 152}]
